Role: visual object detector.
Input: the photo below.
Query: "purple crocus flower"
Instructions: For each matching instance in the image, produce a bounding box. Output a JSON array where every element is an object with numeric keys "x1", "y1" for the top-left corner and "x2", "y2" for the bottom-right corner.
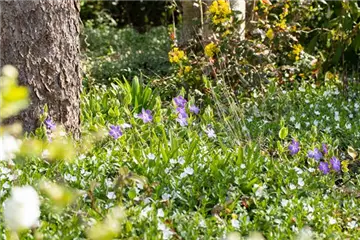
[
  {"x1": 109, "y1": 125, "x2": 122, "y2": 139},
  {"x1": 308, "y1": 148, "x2": 323, "y2": 161},
  {"x1": 322, "y1": 143, "x2": 328, "y2": 155},
  {"x1": 137, "y1": 109, "x2": 153, "y2": 123},
  {"x1": 174, "y1": 96, "x2": 187, "y2": 108},
  {"x1": 330, "y1": 156, "x2": 341, "y2": 172},
  {"x1": 44, "y1": 117, "x2": 56, "y2": 131},
  {"x1": 288, "y1": 139, "x2": 300, "y2": 155},
  {"x1": 189, "y1": 105, "x2": 200, "y2": 114},
  {"x1": 319, "y1": 161, "x2": 330, "y2": 174}
]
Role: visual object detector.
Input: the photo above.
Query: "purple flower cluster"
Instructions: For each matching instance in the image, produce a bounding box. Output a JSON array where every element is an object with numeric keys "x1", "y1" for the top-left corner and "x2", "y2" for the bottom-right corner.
[
  {"x1": 45, "y1": 117, "x2": 56, "y2": 131},
  {"x1": 288, "y1": 139, "x2": 300, "y2": 155},
  {"x1": 173, "y1": 95, "x2": 199, "y2": 127},
  {"x1": 289, "y1": 140, "x2": 341, "y2": 175},
  {"x1": 109, "y1": 125, "x2": 123, "y2": 140},
  {"x1": 307, "y1": 148, "x2": 323, "y2": 161},
  {"x1": 44, "y1": 117, "x2": 56, "y2": 142},
  {"x1": 318, "y1": 158, "x2": 340, "y2": 174},
  {"x1": 108, "y1": 123, "x2": 132, "y2": 140},
  {"x1": 137, "y1": 109, "x2": 153, "y2": 123}
]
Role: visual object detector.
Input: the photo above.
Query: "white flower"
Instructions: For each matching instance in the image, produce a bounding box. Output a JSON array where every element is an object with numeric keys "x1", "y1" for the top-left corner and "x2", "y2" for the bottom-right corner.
[
  {"x1": 140, "y1": 206, "x2": 152, "y2": 218},
  {"x1": 157, "y1": 208, "x2": 165, "y2": 218},
  {"x1": 147, "y1": 153, "x2": 156, "y2": 160},
  {"x1": 329, "y1": 217, "x2": 337, "y2": 225},
  {"x1": 298, "y1": 178, "x2": 304, "y2": 187},
  {"x1": 120, "y1": 123, "x2": 132, "y2": 129},
  {"x1": 290, "y1": 116, "x2": 296, "y2": 122},
  {"x1": 107, "y1": 192, "x2": 116, "y2": 200},
  {"x1": 3, "y1": 186, "x2": 40, "y2": 231},
  {"x1": 355, "y1": 103, "x2": 359, "y2": 109},
  {"x1": 41, "y1": 149, "x2": 50, "y2": 159},
  {"x1": 289, "y1": 183, "x2": 296, "y2": 190},
  {"x1": 184, "y1": 167, "x2": 194, "y2": 175},
  {"x1": 0, "y1": 134, "x2": 21, "y2": 161},
  {"x1": 205, "y1": 127, "x2": 216, "y2": 138},
  {"x1": 161, "y1": 193, "x2": 171, "y2": 201},
  {"x1": 294, "y1": 167, "x2": 303, "y2": 175},
  {"x1": 295, "y1": 122, "x2": 301, "y2": 129},
  {"x1": 231, "y1": 219, "x2": 240, "y2": 228},
  {"x1": 177, "y1": 157, "x2": 185, "y2": 165},
  {"x1": 347, "y1": 220, "x2": 358, "y2": 229},
  {"x1": 240, "y1": 164, "x2": 246, "y2": 169},
  {"x1": 345, "y1": 123, "x2": 352, "y2": 129},
  {"x1": 158, "y1": 222, "x2": 173, "y2": 240},
  {"x1": 255, "y1": 185, "x2": 267, "y2": 198},
  {"x1": 314, "y1": 111, "x2": 320, "y2": 116},
  {"x1": 296, "y1": 227, "x2": 313, "y2": 240},
  {"x1": 169, "y1": 158, "x2": 177, "y2": 165},
  {"x1": 281, "y1": 199, "x2": 289, "y2": 207},
  {"x1": 179, "y1": 172, "x2": 187, "y2": 179}
]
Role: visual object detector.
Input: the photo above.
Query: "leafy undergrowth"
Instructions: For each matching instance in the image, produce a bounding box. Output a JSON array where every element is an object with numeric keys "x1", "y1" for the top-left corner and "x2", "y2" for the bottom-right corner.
[
  {"x1": 82, "y1": 23, "x2": 171, "y2": 85},
  {"x1": 1, "y1": 78, "x2": 359, "y2": 239}
]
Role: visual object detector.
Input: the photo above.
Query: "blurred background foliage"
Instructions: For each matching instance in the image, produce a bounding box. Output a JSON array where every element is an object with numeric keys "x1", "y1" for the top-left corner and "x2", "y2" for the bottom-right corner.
[{"x1": 80, "y1": 0, "x2": 360, "y2": 94}]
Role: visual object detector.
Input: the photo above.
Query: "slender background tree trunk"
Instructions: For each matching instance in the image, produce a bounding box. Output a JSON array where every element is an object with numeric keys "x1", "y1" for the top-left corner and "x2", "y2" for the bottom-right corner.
[
  {"x1": 180, "y1": 1, "x2": 202, "y2": 46},
  {"x1": 230, "y1": 0, "x2": 246, "y2": 38},
  {"x1": 0, "y1": 0, "x2": 81, "y2": 138}
]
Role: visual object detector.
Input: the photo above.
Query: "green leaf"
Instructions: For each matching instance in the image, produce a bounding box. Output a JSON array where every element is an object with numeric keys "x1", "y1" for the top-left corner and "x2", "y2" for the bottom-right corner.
[{"x1": 279, "y1": 127, "x2": 288, "y2": 140}]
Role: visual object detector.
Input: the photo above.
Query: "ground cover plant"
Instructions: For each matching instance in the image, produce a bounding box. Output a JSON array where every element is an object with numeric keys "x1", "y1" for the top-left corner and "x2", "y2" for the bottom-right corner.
[{"x1": 1, "y1": 1, "x2": 360, "y2": 240}]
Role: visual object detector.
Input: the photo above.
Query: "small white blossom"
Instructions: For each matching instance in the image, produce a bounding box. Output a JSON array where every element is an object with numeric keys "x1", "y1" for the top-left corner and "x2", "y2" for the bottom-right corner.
[
  {"x1": 157, "y1": 222, "x2": 173, "y2": 240},
  {"x1": 162, "y1": 193, "x2": 171, "y2": 201},
  {"x1": 184, "y1": 167, "x2": 194, "y2": 175},
  {"x1": 231, "y1": 219, "x2": 240, "y2": 228},
  {"x1": 347, "y1": 220, "x2": 358, "y2": 229},
  {"x1": 0, "y1": 134, "x2": 21, "y2": 161},
  {"x1": 178, "y1": 157, "x2": 185, "y2": 165},
  {"x1": 157, "y1": 208, "x2": 165, "y2": 218},
  {"x1": 298, "y1": 178, "x2": 304, "y2": 187},
  {"x1": 205, "y1": 127, "x2": 216, "y2": 138},
  {"x1": 4, "y1": 186, "x2": 40, "y2": 231},
  {"x1": 289, "y1": 183, "x2": 296, "y2": 190},
  {"x1": 107, "y1": 192, "x2": 116, "y2": 200},
  {"x1": 329, "y1": 217, "x2": 337, "y2": 225},
  {"x1": 281, "y1": 199, "x2": 289, "y2": 207},
  {"x1": 147, "y1": 153, "x2": 156, "y2": 160}
]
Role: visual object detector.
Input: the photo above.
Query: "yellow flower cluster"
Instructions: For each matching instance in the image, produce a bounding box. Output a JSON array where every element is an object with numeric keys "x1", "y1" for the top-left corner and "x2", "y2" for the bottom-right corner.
[
  {"x1": 168, "y1": 47, "x2": 186, "y2": 64},
  {"x1": 204, "y1": 42, "x2": 219, "y2": 58},
  {"x1": 292, "y1": 44, "x2": 303, "y2": 61},
  {"x1": 208, "y1": 0, "x2": 232, "y2": 25}
]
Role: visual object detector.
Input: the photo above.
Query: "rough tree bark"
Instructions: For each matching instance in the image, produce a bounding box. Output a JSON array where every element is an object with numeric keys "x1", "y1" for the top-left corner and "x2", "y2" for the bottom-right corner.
[{"x1": 0, "y1": 0, "x2": 81, "y2": 138}]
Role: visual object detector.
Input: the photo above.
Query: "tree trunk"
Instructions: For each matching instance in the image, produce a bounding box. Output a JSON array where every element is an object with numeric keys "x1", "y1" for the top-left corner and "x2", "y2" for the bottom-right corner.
[
  {"x1": 179, "y1": 1, "x2": 202, "y2": 46},
  {"x1": 230, "y1": 0, "x2": 246, "y2": 39},
  {"x1": 0, "y1": 0, "x2": 81, "y2": 138}
]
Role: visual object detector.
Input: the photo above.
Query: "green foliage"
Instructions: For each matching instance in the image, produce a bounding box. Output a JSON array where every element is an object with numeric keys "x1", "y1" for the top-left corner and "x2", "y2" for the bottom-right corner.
[{"x1": 82, "y1": 14, "x2": 171, "y2": 85}]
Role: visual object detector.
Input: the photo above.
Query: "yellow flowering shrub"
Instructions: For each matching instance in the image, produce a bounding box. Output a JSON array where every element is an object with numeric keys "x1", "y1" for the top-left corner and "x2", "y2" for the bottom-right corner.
[
  {"x1": 208, "y1": 0, "x2": 232, "y2": 25},
  {"x1": 292, "y1": 44, "x2": 303, "y2": 61},
  {"x1": 204, "y1": 42, "x2": 219, "y2": 58},
  {"x1": 168, "y1": 47, "x2": 186, "y2": 64}
]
